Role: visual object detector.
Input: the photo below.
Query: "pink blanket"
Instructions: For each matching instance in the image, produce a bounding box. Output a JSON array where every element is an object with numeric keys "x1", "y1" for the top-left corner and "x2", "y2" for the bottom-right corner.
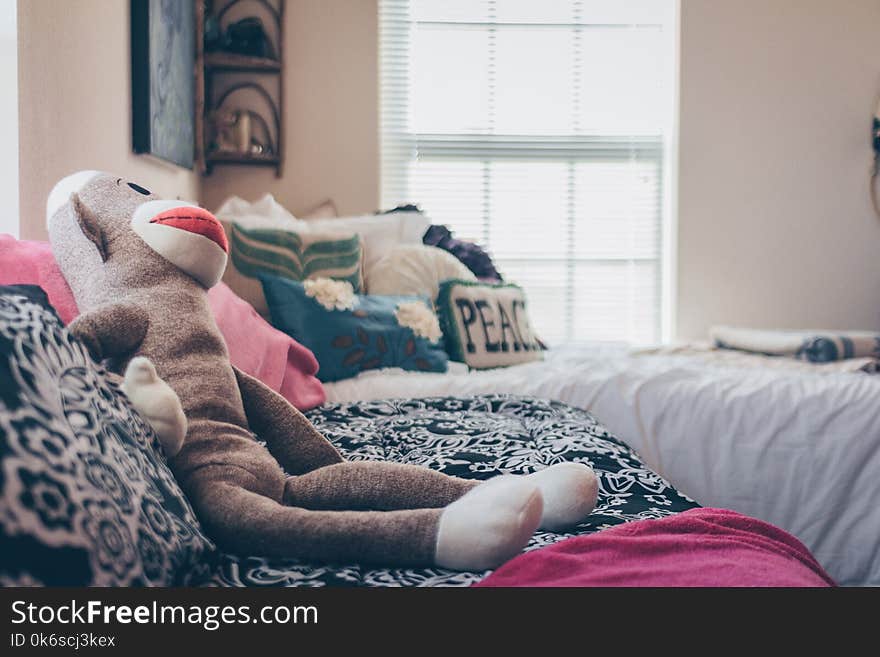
[
  {"x1": 476, "y1": 508, "x2": 835, "y2": 587},
  {"x1": 0, "y1": 234, "x2": 325, "y2": 410}
]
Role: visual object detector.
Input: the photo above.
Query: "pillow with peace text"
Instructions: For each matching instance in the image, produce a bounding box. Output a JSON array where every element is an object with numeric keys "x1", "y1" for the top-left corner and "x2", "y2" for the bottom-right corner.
[{"x1": 437, "y1": 280, "x2": 542, "y2": 369}]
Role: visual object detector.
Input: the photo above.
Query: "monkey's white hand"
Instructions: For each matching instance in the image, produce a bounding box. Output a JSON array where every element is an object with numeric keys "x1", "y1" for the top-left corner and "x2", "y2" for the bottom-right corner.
[{"x1": 122, "y1": 357, "x2": 187, "y2": 458}]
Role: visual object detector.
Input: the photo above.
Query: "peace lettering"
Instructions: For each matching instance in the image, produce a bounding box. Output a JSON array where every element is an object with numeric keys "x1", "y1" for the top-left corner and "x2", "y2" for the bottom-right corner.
[{"x1": 454, "y1": 296, "x2": 538, "y2": 354}]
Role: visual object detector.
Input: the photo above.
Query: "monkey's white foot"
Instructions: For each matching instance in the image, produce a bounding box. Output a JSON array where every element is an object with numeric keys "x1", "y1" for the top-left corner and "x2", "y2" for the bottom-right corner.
[
  {"x1": 434, "y1": 476, "x2": 542, "y2": 571},
  {"x1": 524, "y1": 462, "x2": 599, "y2": 531},
  {"x1": 122, "y1": 357, "x2": 187, "y2": 458}
]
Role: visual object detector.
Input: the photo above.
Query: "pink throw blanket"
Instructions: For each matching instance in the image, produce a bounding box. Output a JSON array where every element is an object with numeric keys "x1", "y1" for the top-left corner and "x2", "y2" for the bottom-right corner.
[
  {"x1": 476, "y1": 508, "x2": 835, "y2": 587},
  {"x1": 0, "y1": 234, "x2": 325, "y2": 410}
]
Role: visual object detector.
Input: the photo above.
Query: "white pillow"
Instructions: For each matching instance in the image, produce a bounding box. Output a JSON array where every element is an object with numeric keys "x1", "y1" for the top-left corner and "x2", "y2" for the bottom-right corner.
[
  {"x1": 367, "y1": 244, "x2": 476, "y2": 301},
  {"x1": 300, "y1": 198, "x2": 338, "y2": 220},
  {"x1": 214, "y1": 194, "x2": 305, "y2": 230},
  {"x1": 305, "y1": 212, "x2": 431, "y2": 272}
]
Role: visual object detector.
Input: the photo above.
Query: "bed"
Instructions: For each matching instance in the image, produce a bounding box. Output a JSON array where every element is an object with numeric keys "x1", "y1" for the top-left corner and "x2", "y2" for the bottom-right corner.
[
  {"x1": 210, "y1": 394, "x2": 698, "y2": 586},
  {"x1": 200, "y1": 197, "x2": 877, "y2": 583},
  {"x1": 323, "y1": 344, "x2": 880, "y2": 586},
  {"x1": 0, "y1": 230, "x2": 849, "y2": 586},
  {"x1": 1, "y1": 287, "x2": 703, "y2": 587}
]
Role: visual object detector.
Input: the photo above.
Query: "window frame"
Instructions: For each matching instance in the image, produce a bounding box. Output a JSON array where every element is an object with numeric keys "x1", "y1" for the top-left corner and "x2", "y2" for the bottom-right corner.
[{"x1": 380, "y1": 0, "x2": 677, "y2": 344}]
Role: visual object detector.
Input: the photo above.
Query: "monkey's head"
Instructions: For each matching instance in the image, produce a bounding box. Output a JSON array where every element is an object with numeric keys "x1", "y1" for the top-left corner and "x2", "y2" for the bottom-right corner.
[{"x1": 47, "y1": 171, "x2": 228, "y2": 307}]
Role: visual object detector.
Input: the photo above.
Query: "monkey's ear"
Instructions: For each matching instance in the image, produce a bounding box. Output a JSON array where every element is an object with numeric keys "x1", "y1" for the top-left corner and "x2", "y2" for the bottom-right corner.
[{"x1": 71, "y1": 193, "x2": 108, "y2": 262}]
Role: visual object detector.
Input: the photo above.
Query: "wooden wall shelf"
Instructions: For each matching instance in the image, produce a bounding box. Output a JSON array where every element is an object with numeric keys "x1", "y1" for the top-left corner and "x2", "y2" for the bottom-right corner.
[
  {"x1": 195, "y1": 0, "x2": 285, "y2": 177},
  {"x1": 205, "y1": 51, "x2": 281, "y2": 72},
  {"x1": 206, "y1": 152, "x2": 280, "y2": 167}
]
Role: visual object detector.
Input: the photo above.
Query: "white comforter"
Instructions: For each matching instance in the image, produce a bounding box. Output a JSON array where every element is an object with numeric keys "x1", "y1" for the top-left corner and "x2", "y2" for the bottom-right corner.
[{"x1": 325, "y1": 345, "x2": 880, "y2": 585}]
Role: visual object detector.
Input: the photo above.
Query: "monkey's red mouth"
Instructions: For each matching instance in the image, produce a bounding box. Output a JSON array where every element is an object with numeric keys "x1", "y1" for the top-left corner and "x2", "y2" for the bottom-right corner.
[{"x1": 150, "y1": 207, "x2": 229, "y2": 253}]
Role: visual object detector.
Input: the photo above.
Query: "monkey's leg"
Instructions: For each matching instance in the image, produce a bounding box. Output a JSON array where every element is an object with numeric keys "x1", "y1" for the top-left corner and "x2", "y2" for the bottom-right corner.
[
  {"x1": 233, "y1": 365, "x2": 343, "y2": 475},
  {"x1": 189, "y1": 466, "x2": 541, "y2": 569},
  {"x1": 193, "y1": 476, "x2": 441, "y2": 565},
  {"x1": 285, "y1": 460, "x2": 599, "y2": 532},
  {"x1": 283, "y1": 461, "x2": 479, "y2": 510}
]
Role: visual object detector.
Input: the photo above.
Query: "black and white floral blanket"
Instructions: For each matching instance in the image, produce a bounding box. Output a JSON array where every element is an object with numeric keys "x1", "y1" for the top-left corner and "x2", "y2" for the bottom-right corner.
[{"x1": 210, "y1": 395, "x2": 698, "y2": 587}]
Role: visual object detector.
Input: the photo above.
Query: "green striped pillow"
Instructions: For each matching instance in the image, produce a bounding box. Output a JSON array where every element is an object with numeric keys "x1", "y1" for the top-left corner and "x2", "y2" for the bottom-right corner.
[{"x1": 221, "y1": 221, "x2": 364, "y2": 317}]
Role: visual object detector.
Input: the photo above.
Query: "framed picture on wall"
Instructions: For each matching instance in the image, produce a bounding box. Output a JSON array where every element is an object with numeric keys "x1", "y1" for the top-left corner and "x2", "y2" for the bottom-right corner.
[{"x1": 131, "y1": 0, "x2": 195, "y2": 169}]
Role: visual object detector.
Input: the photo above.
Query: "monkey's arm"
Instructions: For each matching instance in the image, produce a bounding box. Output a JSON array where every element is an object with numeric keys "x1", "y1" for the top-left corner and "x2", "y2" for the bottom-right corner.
[
  {"x1": 233, "y1": 365, "x2": 343, "y2": 475},
  {"x1": 68, "y1": 303, "x2": 150, "y2": 361}
]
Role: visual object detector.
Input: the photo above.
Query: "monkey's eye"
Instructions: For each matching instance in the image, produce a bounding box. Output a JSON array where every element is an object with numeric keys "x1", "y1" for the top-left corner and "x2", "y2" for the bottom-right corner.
[{"x1": 127, "y1": 182, "x2": 151, "y2": 196}]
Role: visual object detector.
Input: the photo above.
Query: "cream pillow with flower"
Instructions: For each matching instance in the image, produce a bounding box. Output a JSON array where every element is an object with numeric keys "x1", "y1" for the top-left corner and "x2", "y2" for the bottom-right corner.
[{"x1": 367, "y1": 245, "x2": 476, "y2": 300}]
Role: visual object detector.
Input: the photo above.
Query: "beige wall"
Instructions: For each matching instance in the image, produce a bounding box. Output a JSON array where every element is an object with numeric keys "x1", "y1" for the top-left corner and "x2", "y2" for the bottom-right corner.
[
  {"x1": 17, "y1": 0, "x2": 378, "y2": 238},
  {"x1": 227, "y1": 0, "x2": 879, "y2": 339},
  {"x1": 0, "y1": 0, "x2": 17, "y2": 237},
  {"x1": 199, "y1": 0, "x2": 379, "y2": 215},
  {"x1": 16, "y1": 0, "x2": 880, "y2": 338},
  {"x1": 17, "y1": 0, "x2": 200, "y2": 241},
  {"x1": 677, "y1": 0, "x2": 880, "y2": 338}
]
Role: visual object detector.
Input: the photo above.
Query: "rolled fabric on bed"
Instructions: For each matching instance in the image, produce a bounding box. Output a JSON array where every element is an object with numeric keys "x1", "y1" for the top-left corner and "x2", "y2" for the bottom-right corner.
[
  {"x1": 799, "y1": 335, "x2": 880, "y2": 362},
  {"x1": 711, "y1": 325, "x2": 880, "y2": 362}
]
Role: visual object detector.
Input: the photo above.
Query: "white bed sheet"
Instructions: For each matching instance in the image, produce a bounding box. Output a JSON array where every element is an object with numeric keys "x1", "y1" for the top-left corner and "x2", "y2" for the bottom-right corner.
[{"x1": 325, "y1": 344, "x2": 880, "y2": 585}]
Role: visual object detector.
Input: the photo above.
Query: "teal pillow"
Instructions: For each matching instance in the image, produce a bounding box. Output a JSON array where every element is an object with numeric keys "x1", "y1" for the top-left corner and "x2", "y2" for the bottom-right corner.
[{"x1": 259, "y1": 275, "x2": 448, "y2": 382}]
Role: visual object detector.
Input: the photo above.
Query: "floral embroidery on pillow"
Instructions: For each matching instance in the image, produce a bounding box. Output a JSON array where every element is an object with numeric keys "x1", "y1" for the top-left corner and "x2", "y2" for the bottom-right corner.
[
  {"x1": 394, "y1": 301, "x2": 442, "y2": 342},
  {"x1": 303, "y1": 278, "x2": 357, "y2": 311}
]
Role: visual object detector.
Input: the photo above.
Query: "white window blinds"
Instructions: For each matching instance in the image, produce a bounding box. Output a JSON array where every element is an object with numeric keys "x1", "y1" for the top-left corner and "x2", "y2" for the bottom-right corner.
[{"x1": 380, "y1": 0, "x2": 675, "y2": 345}]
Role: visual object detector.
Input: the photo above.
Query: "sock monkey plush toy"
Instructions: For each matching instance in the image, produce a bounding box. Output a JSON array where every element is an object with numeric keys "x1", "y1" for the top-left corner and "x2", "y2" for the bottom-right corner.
[{"x1": 47, "y1": 171, "x2": 598, "y2": 570}]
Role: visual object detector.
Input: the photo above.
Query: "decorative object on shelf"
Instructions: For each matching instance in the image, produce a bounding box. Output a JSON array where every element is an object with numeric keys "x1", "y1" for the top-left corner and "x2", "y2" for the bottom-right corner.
[
  {"x1": 195, "y1": 0, "x2": 285, "y2": 177},
  {"x1": 223, "y1": 16, "x2": 275, "y2": 58},
  {"x1": 131, "y1": 0, "x2": 196, "y2": 169},
  {"x1": 209, "y1": 109, "x2": 274, "y2": 157},
  {"x1": 210, "y1": 110, "x2": 240, "y2": 153},
  {"x1": 204, "y1": 10, "x2": 223, "y2": 50}
]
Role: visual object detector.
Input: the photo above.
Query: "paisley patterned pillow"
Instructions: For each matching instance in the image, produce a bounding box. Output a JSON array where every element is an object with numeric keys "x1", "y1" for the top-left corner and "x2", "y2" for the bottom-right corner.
[{"x1": 0, "y1": 285, "x2": 215, "y2": 586}]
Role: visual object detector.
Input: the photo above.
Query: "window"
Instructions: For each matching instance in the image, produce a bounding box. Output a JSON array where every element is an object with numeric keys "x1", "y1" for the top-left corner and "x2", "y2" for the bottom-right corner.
[{"x1": 380, "y1": 0, "x2": 675, "y2": 344}]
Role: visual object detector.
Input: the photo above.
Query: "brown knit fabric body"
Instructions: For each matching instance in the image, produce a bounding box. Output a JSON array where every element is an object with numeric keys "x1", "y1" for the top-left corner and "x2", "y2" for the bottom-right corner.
[{"x1": 49, "y1": 174, "x2": 478, "y2": 566}]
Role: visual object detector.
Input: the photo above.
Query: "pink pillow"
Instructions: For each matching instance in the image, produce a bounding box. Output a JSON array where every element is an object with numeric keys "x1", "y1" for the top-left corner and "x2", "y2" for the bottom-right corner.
[
  {"x1": 208, "y1": 283, "x2": 325, "y2": 410},
  {"x1": 0, "y1": 234, "x2": 325, "y2": 410},
  {"x1": 0, "y1": 234, "x2": 79, "y2": 324}
]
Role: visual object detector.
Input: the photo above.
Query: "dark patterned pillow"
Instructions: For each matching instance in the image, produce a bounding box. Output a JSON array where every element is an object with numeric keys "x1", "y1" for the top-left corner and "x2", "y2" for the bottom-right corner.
[
  {"x1": 375, "y1": 206, "x2": 504, "y2": 282},
  {"x1": 0, "y1": 285, "x2": 215, "y2": 586},
  {"x1": 422, "y1": 223, "x2": 504, "y2": 282}
]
